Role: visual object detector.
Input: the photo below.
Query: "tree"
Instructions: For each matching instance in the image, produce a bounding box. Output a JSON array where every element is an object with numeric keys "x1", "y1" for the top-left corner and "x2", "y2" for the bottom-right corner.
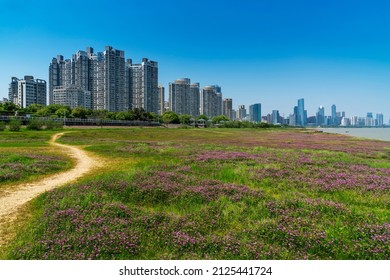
[
  {"x1": 162, "y1": 111, "x2": 179, "y2": 125},
  {"x1": 71, "y1": 106, "x2": 87, "y2": 119},
  {"x1": 0, "y1": 102, "x2": 19, "y2": 112},
  {"x1": 197, "y1": 114, "x2": 209, "y2": 121},
  {"x1": 212, "y1": 115, "x2": 229, "y2": 124},
  {"x1": 179, "y1": 114, "x2": 192, "y2": 125},
  {"x1": 55, "y1": 107, "x2": 71, "y2": 118},
  {"x1": 26, "y1": 104, "x2": 44, "y2": 113}
]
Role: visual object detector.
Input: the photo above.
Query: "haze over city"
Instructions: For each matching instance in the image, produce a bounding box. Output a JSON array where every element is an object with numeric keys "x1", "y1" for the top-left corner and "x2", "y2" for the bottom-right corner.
[{"x1": 1, "y1": 0, "x2": 389, "y2": 120}]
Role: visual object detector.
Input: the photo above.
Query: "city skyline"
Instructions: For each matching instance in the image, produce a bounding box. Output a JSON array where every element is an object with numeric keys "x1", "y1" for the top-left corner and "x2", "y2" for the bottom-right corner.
[{"x1": 1, "y1": 0, "x2": 390, "y2": 120}]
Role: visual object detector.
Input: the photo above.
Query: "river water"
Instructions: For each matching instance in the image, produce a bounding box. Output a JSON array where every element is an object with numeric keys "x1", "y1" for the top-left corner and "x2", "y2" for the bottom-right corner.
[{"x1": 321, "y1": 128, "x2": 390, "y2": 142}]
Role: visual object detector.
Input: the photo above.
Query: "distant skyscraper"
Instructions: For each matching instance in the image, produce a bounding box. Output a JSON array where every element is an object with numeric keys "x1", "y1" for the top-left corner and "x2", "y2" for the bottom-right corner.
[
  {"x1": 296, "y1": 98, "x2": 307, "y2": 126},
  {"x1": 50, "y1": 46, "x2": 158, "y2": 113},
  {"x1": 169, "y1": 78, "x2": 190, "y2": 115},
  {"x1": 127, "y1": 58, "x2": 159, "y2": 113},
  {"x1": 223, "y1": 98, "x2": 233, "y2": 119},
  {"x1": 53, "y1": 86, "x2": 91, "y2": 109},
  {"x1": 271, "y1": 110, "x2": 280, "y2": 124},
  {"x1": 316, "y1": 105, "x2": 325, "y2": 126},
  {"x1": 189, "y1": 83, "x2": 200, "y2": 116},
  {"x1": 237, "y1": 105, "x2": 246, "y2": 120},
  {"x1": 200, "y1": 86, "x2": 222, "y2": 117},
  {"x1": 376, "y1": 113, "x2": 384, "y2": 127},
  {"x1": 158, "y1": 85, "x2": 165, "y2": 115},
  {"x1": 9, "y1": 76, "x2": 47, "y2": 108},
  {"x1": 249, "y1": 103, "x2": 262, "y2": 123}
]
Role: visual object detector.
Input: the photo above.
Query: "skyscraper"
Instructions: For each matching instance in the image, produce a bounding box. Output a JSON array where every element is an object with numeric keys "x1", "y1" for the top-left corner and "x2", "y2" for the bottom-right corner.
[
  {"x1": 316, "y1": 105, "x2": 325, "y2": 126},
  {"x1": 169, "y1": 78, "x2": 190, "y2": 115},
  {"x1": 189, "y1": 83, "x2": 200, "y2": 117},
  {"x1": 127, "y1": 58, "x2": 159, "y2": 113},
  {"x1": 249, "y1": 103, "x2": 262, "y2": 123},
  {"x1": 200, "y1": 86, "x2": 222, "y2": 117},
  {"x1": 158, "y1": 85, "x2": 165, "y2": 116},
  {"x1": 9, "y1": 76, "x2": 47, "y2": 108},
  {"x1": 296, "y1": 98, "x2": 307, "y2": 126},
  {"x1": 271, "y1": 110, "x2": 280, "y2": 124},
  {"x1": 331, "y1": 104, "x2": 338, "y2": 126},
  {"x1": 223, "y1": 98, "x2": 233, "y2": 119},
  {"x1": 49, "y1": 46, "x2": 158, "y2": 113},
  {"x1": 237, "y1": 105, "x2": 246, "y2": 120},
  {"x1": 376, "y1": 113, "x2": 384, "y2": 127}
]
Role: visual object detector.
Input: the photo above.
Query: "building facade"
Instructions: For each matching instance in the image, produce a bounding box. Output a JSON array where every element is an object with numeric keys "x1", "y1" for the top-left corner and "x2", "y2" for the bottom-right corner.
[
  {"x1": 223, "y1": 98, "x2": 233, "y2": 120},
  {"x1": 9, "y1": 76, "x2": 47, "y2": 108},
  {"x1": 200, "y1": 86, "x2": 222, "y2": 118},
  {"x1": 49, "y1": 46, "x2": 158, "y2": 113},
  {"x1": 53, "y1": 86, "x2": 91, "y2": 109},
  {"x1": 249, "y1": 103, "x2": 261, "y2": 123}
]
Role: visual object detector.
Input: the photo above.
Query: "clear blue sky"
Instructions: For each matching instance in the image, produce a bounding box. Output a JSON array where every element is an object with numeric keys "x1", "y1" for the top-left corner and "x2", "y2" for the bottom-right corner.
[{"x1": 1, "y1": 0, "x2": 389, "y2": 120}]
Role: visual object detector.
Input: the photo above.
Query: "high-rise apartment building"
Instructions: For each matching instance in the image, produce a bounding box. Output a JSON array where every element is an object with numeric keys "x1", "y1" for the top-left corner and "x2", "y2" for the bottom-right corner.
[
  {"x1": 169, "y1": 78, "x2": 191, "y2": 115},
  {"x1": 237, "y1": 105, "x2": 246, "y2": 120},
  {"x1": 127, "y1": 58, "x2": 159, "y2": 113},
  {"x1": 271, "y1": 110, "x2": 280, "y2": 124},
  {"x1": 249, "y1": 103, "x2": 261, "y2": 123},
  {"x1": 189, "y1": 83, "x2": 200, "y2": 117},
  {"x1": 53, "y1": 86, "x2": 91, "y2": 109},
  {"x1": 49, "y1": 46, "x2": 158, "y2": 113},
  {"x1": 223, "y1": 98, "x2": 233, "y2": 119},
  {"x1": 158, "y1": 85, "x2": 165, "y2": 115},
  {"x1": 376, "y1": 113, "x2": 384, "y2": 127},
  {"x1": 200, "y1": 86, "x2": 223, "y2": 118},
  {"x1": 316, "y1": 105, "x2": 325, "y2": 126},
  {"x1": 9, "y1": 76, "x2": 46, "y2": 108},
  {"x1": 296, "y1": 98, "x2": 307, "y2": 126}
]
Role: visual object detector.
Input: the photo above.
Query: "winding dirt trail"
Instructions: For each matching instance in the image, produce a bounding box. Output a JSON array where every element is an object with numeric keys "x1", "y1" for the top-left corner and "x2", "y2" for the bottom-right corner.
[{"x1": 0, "y1": 132, "x2": 100, "y2": 248}]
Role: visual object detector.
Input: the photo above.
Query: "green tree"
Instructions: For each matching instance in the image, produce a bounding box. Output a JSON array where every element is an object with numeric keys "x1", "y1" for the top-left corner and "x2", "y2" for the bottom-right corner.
[
  {"x1": 179, "y1": 114, "x2": 192, "y2": 125},
  {"x1": 71, "y1": 106, "x2": 87, "y2": 119},
  {"x1": 162, "y1": 111, "x2": 180, "y2": 125},
  {"x1": 212, "y1": 115, "x2": 229, "y2": 124},
  {"x1": 26, "y1": 104, "x2": 44, "y2": 113},
  {"x1": 8, "y1": 119, "x2": 21, "y2": 131},
  {"x1": 55, "y1": 107, "x2": 71, "y2": 118}
]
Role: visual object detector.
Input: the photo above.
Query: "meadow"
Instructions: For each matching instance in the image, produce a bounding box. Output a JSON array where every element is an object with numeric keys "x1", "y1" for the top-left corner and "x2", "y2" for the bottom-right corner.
[
  {"x1": 1, "y1": 128, "x2": 389, "y2": 259},
  {"x1": 0, "y1": 131, "x2": 72, "y2": 191}
]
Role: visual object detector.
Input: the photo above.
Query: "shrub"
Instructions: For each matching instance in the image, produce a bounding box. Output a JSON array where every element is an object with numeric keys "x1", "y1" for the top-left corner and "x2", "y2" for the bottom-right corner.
[
  {"x1": 0, "y1": 121, "x2": 5, "y2": 131},
  {"x1": 8, "y1": 119, "x2": 21, "y2": 131},
  {"x1": 26, "y1": 119, "x2": 44, "y2": 130},
  {"x1": 44, "y1": 119, "x2": 63, "y2": 130}
]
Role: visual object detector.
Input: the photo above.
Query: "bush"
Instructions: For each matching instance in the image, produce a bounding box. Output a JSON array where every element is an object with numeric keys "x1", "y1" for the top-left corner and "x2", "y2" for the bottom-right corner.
[
  {"x1": 8, "y1": 119, "x2": 21, "y2": 131},
  {"x1": 44, "y1": 119, "x2": 63, "y2": 130},
  {"x1": 26, "y1": 119, "x2": 44, "y2": 130},
  {"x1": 0, "y1": 121, "x2": 5, "y2": 131}
]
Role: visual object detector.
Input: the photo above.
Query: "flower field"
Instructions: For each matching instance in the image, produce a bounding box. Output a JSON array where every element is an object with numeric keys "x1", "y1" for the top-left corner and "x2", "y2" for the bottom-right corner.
[{"x1": 3, "y1": 128, "x2": 389, "y2": 259}]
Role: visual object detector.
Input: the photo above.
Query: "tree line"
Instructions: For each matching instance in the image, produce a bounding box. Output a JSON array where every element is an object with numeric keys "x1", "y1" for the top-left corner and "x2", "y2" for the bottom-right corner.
[{"x1": 0, "y1": 102, "x2": 282, "y2": 128}]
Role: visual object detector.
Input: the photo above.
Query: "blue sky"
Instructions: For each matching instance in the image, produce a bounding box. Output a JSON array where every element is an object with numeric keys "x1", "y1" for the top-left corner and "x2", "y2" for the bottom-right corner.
[{"x1": 1, "y1": 0, "x2": 389, "y2": 120}]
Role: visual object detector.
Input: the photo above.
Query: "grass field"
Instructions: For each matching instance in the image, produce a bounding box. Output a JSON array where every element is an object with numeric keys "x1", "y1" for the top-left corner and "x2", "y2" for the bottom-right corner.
[
  {"x1": 1, "y1": 128, "x2": 389, "y2": 259},
  {"x1": 0, "y1": 131, "x2": 72, "y2": 190}
]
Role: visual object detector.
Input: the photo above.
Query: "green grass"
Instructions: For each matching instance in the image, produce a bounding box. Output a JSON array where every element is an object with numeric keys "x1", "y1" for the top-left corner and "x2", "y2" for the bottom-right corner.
[{"x1": 1, "y1": 128, "x2": 389, "y2": 260}]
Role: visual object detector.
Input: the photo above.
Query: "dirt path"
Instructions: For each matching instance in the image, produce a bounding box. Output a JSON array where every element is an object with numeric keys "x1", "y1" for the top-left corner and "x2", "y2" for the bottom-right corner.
[{"x1": 0, "y1": 132, "x2": 101, "y2": 248}]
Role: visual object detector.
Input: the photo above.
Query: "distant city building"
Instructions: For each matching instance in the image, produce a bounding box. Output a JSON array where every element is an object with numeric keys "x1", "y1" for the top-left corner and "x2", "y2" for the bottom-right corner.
[
  {"x1": 127, "y1": 58, "x2": 159, "y2": 113},
  {"x1": 237, "y1": 105, "x2": 246, "y2": 120},
  {"x1": 331, "y1": 104, "x2": 338, "y2": 126},
  {"x1": 376, "y1": 113, "x2": 384, "y2": 127},
  {"x1": 316, "y1": 105, "x2": 325, "y2": 126},
  {"x1": 223, "y1": 98, "x2": 233, "y2": 120},
  {"x1": 158, "y1": 85, "x2": 165, "y2": 115},
  {"x1": 296, "y1": 98, "x2": 307, "y2": 126},
  {"x1": 169, "y1": 78, "x2": 190, "y2": 115},
  {"x1": 53, "y1": 86, "x2": 91, "y2": 109},
  {"x1": 200, "y1": 86, "x2": 222, "y2": 118},
  {"x1": 9, "y1": 76, "x2": 47, "y2": 108},
  {"x1": 249, "y1": 103, "x2": 262, "y2": 123},
  {"x1": 189, "y1": 83, "x2": 200, "y2": 117},
  {"x1": 49, "y1": 46, "x2": 158, "y2": 113},
  {"x1": 271, "y1": 110, "x2": 280, "y2": 124}
]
